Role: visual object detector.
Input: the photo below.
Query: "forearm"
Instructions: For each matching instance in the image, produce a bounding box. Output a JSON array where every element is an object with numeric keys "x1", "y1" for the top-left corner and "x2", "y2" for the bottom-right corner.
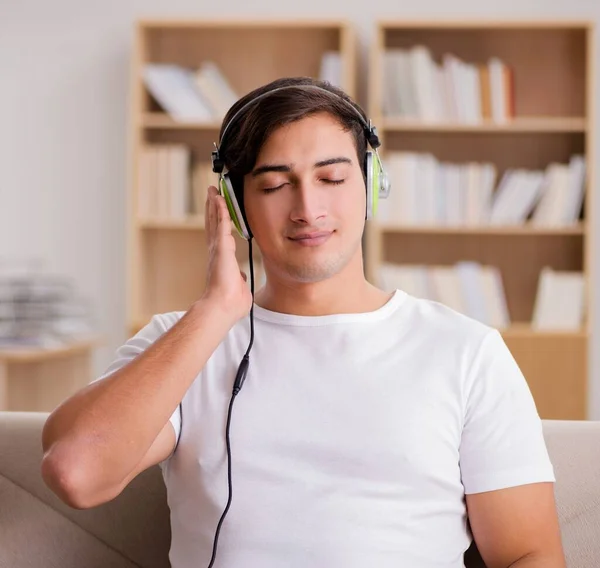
[{"x1": 42, "y1": 298, "x2": 233, "y2": 492}]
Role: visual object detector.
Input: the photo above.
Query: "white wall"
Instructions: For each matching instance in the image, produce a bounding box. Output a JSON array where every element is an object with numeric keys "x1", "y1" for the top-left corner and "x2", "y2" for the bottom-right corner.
[{"x1": 1, "y1": 0, "x2": 599, "y2": 417}]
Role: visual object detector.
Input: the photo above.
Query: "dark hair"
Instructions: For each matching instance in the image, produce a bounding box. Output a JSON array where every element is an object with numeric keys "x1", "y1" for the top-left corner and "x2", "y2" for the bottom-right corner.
[{"x1": 217, "y1": 76, "x2": 369, "y2": 213}]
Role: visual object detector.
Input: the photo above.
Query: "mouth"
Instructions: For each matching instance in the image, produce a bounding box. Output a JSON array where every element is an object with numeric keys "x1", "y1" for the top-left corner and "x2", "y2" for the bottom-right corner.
[{"x1": 288, "y1": 230, "x2": 333, "y2": 247}]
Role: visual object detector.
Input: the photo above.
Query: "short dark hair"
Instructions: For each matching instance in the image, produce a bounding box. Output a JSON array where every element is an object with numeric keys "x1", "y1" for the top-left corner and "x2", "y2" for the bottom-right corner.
[{"x1": 218, "y1": 76, "x2": 369, "y2": 212}]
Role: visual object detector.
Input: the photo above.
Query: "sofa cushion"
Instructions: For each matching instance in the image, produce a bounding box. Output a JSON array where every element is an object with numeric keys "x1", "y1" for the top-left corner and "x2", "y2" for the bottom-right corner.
[
  {"x1": 0, "y1": 411, "x2": 171, "y2": 568},
  {"x1": 543, "y1": 419, "x2": 600, "y2": 567},
  {"x1": 0, "y1": 474, "x2": 138, "y2": 568}
]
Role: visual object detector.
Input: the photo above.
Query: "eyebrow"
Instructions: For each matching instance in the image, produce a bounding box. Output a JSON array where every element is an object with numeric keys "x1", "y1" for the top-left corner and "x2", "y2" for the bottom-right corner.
[{"x1": 250, "y1": 156, "x2": 352, "y2": 178}]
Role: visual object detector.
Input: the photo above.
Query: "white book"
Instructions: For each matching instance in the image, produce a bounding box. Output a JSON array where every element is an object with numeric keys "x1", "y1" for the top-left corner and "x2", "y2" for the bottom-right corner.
[
  {"x1": 409, "y1": 45, "x2": 440, "y2": 122},
  {"x1": 169, "y1": 145, "x2": 190, "y2": 219},
  {"x1": 491, "y1": 170, "x2": 545, "y2": 225},
  {"x1": 156, "y1": 146, "x2": 170, "y2": 217},
  {"x1": 143, "y1": 64, "x2": 213, "y2": 122},
  {"x1": 532, "y1": 268, "x2": 586, "y2": 330},
  {"x1": 442, "y1": 53, "x2": 465, "y2": 122},
  {"x1": 490, "y1": 170, "x2": 516, "y2": 224},
  {"x1": 393, "y1": 152, "x2": 419, "y2": 224},
  {"x1": 464, "y1": 63, "x2": 482, "y2": 124},
  {"x1": 479, "y1": 163, "x2": 497, "y2": 224},
  {"x1": 193, "y1": 61, "x2": 239, "y2": 119},
  {"x1": 481, "y1": 266, "x2": 511, "y2": 329},
  {"x1": 456, "y1": 261, "x2": 489, "y2": 324},
  {"x1": 378, "y1": 155, "x2": 398, "y2": 223},
  {"x1": 430, "y1": 265, "x2": 465, "y2": 314},
  {"x1": 488, "y1": 58, "x2": 507, "y2": 124},
  {"x1": 383, "y1": 50, "x2": 403, "y2": 116},
  {"x1": 396, "y1": 50, "x2": 419, "y2": 118},
  {"x1": 444, "y1": 164, "x2": 464, "y2": 225},
  {"x1": 319, "y1": 51, "x2": 343, "y2": 88},
  {"x1": 532, "y1": 163, "x2": 569, "y2": 226},
  {"x1": 434, "y1": 163, "x2": 447, "y2": 225},
  {"x1": 464, "y1": 163, "x2": 482, "y2": 226},
  {"x1": 562, "y1": 155, "x2": 586, "y2": 225},
  {"x1": 418, "y1": 153, "x2": 438, "y2": 225}
]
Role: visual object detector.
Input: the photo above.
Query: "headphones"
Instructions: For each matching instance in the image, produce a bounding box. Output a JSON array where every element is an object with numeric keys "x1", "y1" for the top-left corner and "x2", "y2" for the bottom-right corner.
[{"x1": 211, "y1": 84, "x2": 391, "y2": 240}]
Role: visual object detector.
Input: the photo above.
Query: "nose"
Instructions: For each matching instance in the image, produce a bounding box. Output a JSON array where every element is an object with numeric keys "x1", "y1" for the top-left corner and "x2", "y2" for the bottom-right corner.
[{"x1": 289, "y1": 180, "x2": 327, "y2": 225}]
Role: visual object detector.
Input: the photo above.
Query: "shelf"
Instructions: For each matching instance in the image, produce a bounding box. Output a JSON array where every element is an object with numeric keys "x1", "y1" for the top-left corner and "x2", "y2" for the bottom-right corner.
[
  {"x1": 374, "y1": 223, "x2": 586, "y2": 236},
  {"x1": 381, "y1": 117, "x2": 587, "y2": 133},
  {"x1": 0, "y1": 336, "x2": 102, "y2": 363},
  {"x1": 138, "y1": 18, "x2": 352, "y2": 29},
  {"x1": 376, "y1": 19, "x2": 593, "y2": 30},
  {"x1": 138, "y1": 216, "x2": 205, "y2": 230},
  {"x1": 501, "y1": 323, "x2": 588, "y2": 339},
  {"x1": 141, "y1": 113, "x2": 222, "y2": 130}
]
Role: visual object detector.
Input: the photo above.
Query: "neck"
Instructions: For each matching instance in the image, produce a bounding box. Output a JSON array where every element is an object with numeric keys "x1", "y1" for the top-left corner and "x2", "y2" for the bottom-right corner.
[{"x1": 253, "y1": 255, "x2": 391, "y2": 317}]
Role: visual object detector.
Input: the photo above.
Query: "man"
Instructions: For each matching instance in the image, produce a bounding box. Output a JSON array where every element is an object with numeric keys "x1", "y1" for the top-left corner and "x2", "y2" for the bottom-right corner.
[{"x1": 41, "y1": 77, "x2": 565, "y2": 567}]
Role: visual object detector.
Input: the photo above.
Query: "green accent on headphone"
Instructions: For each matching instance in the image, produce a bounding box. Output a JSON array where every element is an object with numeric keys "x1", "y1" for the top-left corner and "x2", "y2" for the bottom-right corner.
[{"x1": 219, "y1": 176, "x2": 245, "y2": 237}]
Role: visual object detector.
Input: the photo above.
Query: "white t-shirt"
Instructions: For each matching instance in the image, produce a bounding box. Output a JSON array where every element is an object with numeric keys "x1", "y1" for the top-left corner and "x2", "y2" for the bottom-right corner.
[{"x1": 97, "y1": 289, "x2": 555, "y2": 568}]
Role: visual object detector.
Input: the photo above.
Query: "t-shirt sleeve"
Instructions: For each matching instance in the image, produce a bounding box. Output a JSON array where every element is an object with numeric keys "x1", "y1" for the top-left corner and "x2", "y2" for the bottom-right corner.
[
  {"x1": 459, "y1": 328, "x2": 555, "y2": 494},
  {"x1": 93, "y1": 314, "x2": 182, "y2": 449}
]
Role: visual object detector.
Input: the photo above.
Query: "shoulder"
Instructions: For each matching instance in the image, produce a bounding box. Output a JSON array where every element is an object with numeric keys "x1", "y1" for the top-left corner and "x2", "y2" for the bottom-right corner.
[{"x1": 399, "y1": 292, "x2": 495, "y2": 350}]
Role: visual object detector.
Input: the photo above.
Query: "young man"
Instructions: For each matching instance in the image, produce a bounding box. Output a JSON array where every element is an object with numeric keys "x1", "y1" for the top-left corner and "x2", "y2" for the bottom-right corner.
[{"x1": 41, "y1": 77, "x2": 565, "y2": 568}]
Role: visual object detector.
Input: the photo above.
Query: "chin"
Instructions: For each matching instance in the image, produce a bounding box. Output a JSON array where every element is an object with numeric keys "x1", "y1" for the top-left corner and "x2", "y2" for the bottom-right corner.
[{"x1": 282, "y1": 256, "x2": 348, "y2": 283}]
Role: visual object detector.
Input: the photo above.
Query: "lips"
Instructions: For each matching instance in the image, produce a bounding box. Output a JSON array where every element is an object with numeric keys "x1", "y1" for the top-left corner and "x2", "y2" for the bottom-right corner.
[
  {"x1": 290, "y1": 231, "x2": 332, "y2": 240},
  {"x1": 288, "y1": 230, "x2": 333, "y2": 246}
]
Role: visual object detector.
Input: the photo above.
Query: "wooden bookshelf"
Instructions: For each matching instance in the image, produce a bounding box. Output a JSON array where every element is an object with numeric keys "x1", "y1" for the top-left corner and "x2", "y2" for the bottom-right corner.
[
  {"x1": 366, "y1": 20, "x2": 594, "y2": 419},
  {"x1": 128, "y1": 19, "x2": 357, "y2": 335}
]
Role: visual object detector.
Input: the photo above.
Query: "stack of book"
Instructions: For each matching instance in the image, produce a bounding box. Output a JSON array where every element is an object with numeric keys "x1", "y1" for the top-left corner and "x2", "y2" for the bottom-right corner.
[
  {"x1": 382, "y1": 45, "x2": 514, "y2": 123},
  {"x1": 137, "y1": 146, "x2": 216, "y2": 220},
  {"x1": 0, "y1": 262, "x2": 95, "y2": 348},
  {"x1": 143, "y1": 61, "x2": 239, "y2": 122},
  {"x1": 532, "y1": 267, "x2": 586, "y2": 331},
  {"x1": 380, "y1": 262, "x2": 586, "y2": 331},
  {"x1": 378, "y1": 152, "x2": 586, "y2": 227},
  {"x1": 379, "y1": 261, "x2": 510, "y2": 329},
  {"x1": 143, "y1": 52, "x2": 342, "y2": 122}
]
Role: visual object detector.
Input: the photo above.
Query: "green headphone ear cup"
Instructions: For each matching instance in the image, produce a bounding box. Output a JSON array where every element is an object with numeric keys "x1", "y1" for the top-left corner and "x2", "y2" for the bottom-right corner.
[{"x1": 220, "y1": 175, "x2": 251, "y2": 239}]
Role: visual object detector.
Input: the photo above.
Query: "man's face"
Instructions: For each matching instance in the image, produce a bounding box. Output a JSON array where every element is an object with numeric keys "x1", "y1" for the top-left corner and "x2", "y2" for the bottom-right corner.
[{"x1": 243, "y1": 112, "x2": 366, "y2": 284}]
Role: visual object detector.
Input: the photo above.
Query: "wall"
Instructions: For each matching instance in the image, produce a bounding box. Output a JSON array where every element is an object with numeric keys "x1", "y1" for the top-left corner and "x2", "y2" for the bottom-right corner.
[{"x1": 1, "y1": 0, "x2": 599, "y2": 417}]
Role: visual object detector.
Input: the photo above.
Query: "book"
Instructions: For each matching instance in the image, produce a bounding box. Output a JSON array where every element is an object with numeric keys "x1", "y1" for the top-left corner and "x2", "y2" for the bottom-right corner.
[{"x1": 143, "y1": 63, "x2": 213, "y2": 122}]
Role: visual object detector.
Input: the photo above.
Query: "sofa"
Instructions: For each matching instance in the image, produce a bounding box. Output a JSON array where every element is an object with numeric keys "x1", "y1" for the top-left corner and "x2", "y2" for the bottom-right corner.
[{"x1": 1, "y1": 411, "x2": 599, "y2": 568}]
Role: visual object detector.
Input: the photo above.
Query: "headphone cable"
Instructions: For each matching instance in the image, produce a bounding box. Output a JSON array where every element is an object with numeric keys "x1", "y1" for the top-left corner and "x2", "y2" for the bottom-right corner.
[{"x1": 206, "y1": 238, "x2": 255, "y2": 568}]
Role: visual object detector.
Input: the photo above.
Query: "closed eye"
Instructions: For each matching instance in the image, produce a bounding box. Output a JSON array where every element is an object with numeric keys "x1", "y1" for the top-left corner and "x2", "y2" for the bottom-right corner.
[
  {"x1": 262, "y1": 179, "x2": 345, "y2": 193},
  {"x1": 262, "y1": 183, "x2": 286, "y2": 194}
]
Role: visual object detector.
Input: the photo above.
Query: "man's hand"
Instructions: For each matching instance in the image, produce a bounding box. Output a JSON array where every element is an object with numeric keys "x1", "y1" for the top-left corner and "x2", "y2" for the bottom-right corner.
[
  {"x1": 466, "y1": 482, "x2": 566, "y2": 568},
  {"x1": 201, "y1": 185, "x2": 253, "y2": 324}
]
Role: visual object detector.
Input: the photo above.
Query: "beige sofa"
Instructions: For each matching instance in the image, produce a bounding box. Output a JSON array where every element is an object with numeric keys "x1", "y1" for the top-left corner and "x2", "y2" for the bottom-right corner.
[{"x1": 1, "y1": 412, "x2": 599, "y2": 568}]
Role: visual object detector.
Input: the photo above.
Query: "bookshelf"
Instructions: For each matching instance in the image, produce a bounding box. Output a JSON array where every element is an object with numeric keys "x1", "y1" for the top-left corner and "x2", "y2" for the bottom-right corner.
[
  {"x1": 367, "y1": 20, "x2": 594, "y2": 419},
  {"x1": 128, "y1": 19, "x2": 357, "y2": 335}
]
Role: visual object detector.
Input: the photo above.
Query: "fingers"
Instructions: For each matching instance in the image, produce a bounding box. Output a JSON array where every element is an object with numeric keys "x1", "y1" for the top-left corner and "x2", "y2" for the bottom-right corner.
[
  {"x1": 206, "y1": 185, "x2": 218, "y2": 237},
  {"x1": 216, "y1": 193, "x2": 233, "y2": 240},
  {"x1": 205, "y1": 185, "x2": 233, "y2": 249}
]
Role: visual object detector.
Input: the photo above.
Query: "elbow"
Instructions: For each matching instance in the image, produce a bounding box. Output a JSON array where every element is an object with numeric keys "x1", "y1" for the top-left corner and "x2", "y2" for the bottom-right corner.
[{"x1": 40, "y1": 448, "x2": 119, "y2": 510}]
